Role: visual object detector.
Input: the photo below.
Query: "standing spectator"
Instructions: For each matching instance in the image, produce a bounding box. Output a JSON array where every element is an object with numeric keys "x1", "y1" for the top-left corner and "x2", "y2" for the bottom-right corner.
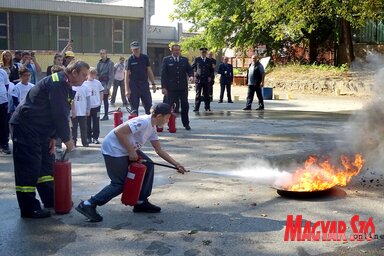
[
  {"x1": 207, "y1": 51, "x2": 216, "y2": 102},
  {"x1": 97, "y1": 49, "x2": 114, "y2": 121},
  {"x1": 161, "y1": 44, "x2": 193, "y2": 130},
  {"x1": 0, "y1": 68, "x2": 11, "y2": 154},
  {"x1": 1, "y1": 50, "x2": 20, "y2": 84},
  {"x1": 10, "y1": 67, "x2": 34, "y2": 110},
  {"x1": 20, "y1": 51, "x2": 41, "y2": 85},
  {"x1": 13, "y1": 50, "x2": 22, "y2": 64},
  {"x1": 46, "y1": 53, "x2": 63, "y2": 76},
  {"x1": 110, "y1": 56, "x2": 128, "y2": 106},
  {"x1": 63, "y1": 51, "x2": 75, "y2": 67},
  {"x1": 217, "y1": 57, "x2": 234, "y2": 103},
  {"x1": 192, "y1": 47, "x2": 214, "y2": 112},
  {"x1": 84, "y1": 67, "x2": 104, "y2": 144},
  {"x1": 71, "y1": 82, "x2": 91, "y2": 147},
  {"x1": 243, "y1": 55, "x2": 265, "y2": 110},
  {"x1": 10, "y1": 60, "x2": 89, "y2": 218},
  {"x1": 125, "y1": 41, "x2": 156, "y2": 115}
]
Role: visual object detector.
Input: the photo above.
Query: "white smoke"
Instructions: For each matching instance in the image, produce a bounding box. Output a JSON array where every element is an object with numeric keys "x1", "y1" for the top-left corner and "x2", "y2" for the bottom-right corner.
[
  {"x1": 195, "y1": 158, "x2": 294, "y2": 188},
  {"x1": 344, "y1": 51, "x2": 384, "y2": 187}
]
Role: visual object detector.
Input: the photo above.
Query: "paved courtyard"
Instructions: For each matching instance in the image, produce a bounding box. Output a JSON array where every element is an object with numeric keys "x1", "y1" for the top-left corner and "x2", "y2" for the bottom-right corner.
[{"x1": 0, "y1": 85, "x2": 383, "y2": 256}]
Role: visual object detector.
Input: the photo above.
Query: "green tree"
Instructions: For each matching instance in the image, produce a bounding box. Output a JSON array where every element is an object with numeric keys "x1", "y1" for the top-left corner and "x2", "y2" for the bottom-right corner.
[{"x1": 173, "y1": 0, "x2": 384, "y2": 66}]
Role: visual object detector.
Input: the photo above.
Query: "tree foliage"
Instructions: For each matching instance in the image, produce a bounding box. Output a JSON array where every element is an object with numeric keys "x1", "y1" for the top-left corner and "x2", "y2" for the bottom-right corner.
[{"x1": 172, "y1": 0, "x2": 384, "y2": 63}]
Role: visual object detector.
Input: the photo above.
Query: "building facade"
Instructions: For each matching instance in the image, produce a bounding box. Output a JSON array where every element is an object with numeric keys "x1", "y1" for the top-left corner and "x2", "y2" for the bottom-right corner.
[
  {"x1": 0, "y1": 0, "x2": 188, "y2": 76},
  {"x1": 0, "y1": 0, "x2": 146, "y2": 53}
]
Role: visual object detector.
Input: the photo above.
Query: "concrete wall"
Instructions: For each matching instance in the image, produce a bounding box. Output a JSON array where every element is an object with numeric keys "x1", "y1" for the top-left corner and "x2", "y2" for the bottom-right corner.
[{"x1": 264, "y1": 75, "x2": 374, "y2": 96}]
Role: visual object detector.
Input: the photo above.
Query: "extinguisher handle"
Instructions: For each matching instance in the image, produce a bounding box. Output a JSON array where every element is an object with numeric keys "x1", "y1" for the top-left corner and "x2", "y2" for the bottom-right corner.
[
  {"x1": 61, "y1": 149, "x2": 69, "y2": 161},
  {"x1": 129, "y1": 156, "x2": 142, "y2": 163}
]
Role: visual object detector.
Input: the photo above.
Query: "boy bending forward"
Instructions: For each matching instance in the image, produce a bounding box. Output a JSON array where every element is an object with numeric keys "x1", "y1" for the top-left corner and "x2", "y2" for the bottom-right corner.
[{"x1": 76, "y1": 103, "x2": 188, "y2": 222}]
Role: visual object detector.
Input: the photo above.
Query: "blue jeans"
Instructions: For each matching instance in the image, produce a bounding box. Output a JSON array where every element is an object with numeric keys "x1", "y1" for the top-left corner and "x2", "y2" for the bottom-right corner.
[{"x1": 89, "y1": 151, "x2": 154, "y2": 206}]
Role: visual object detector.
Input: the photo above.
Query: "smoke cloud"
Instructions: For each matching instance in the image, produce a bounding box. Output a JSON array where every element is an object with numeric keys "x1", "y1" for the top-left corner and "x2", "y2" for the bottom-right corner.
[
  {"x1": 195, "y1": 158, "x2": 295, "y2": 188},
  {"x1": 345, "y1": 51, "x2": 384, "y2": 187}
]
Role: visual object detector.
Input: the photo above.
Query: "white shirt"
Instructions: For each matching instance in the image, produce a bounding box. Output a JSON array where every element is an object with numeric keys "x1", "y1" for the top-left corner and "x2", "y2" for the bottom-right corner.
[
  {"x1": 114, "y1": 62, "x2": 125, "y2": 81},
  {"x1": 72, "y1": 84, "x2": 91, "y2": 116},
  {"x1": 11, "y1": 82, "x2": 34, "y2": 104},
  {"x1": 101, "y1": 115, "x2": 159, "y2": 157},
  {"x1": 83, "y1": 79, "x2": 104, "y2": 108},
  {"x1": 0, "y1": 69, "x2": 10, "y2": 104}
]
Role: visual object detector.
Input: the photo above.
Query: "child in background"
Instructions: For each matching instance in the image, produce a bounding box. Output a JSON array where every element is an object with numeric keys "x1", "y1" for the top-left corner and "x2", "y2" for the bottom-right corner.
[
  {"x1": 83, "y1": 67, "x2": 104, "y2": 144},
  {"x1": 11, "y1": 67, "x2": 34, "y2": 110},
  {"x1": 71, "y1": 80, "x2": 91, "y2": 147}
]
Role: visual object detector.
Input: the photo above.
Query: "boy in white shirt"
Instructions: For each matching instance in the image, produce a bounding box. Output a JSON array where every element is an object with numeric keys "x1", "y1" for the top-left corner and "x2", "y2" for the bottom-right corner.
[
  {"x1": 83, "y1": 68, "x2": 104, "y2": 144},
  {"x1": 76, "y1": 103, "x2": 188, "y2": 222},
  {"x1": 71, "y1": 81, "x2": 91, "y2": 147},
  {"x1": 10, "y1": 67, "x2": 34, "y2": 111}
]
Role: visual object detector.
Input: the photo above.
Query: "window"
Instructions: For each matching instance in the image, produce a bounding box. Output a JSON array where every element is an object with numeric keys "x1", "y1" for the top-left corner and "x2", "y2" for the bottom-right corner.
[
  {"x1": 57, "y1": 16, "x2": 71, "y2": 50},
  {"x1": 0, "y1": 12, "x2": 8, "y2": 49},
  {"x1": 113, "y1": 19, "x2": 124, "y2": 53}
]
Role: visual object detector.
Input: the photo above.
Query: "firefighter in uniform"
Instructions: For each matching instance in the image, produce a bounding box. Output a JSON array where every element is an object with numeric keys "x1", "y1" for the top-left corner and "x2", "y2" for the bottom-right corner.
[
  {"x1": 125, "y1": 41, "x2": 157, "y2": 115},
  {"x1": 161, "y1": 44, "x2": 194, "y2": 130},
  {"x1": 10, "y1": 60, "x2": 89, "y2": 218},
  {"x1": 192, "y1": 47, "x2": 214, "y2": 111}
]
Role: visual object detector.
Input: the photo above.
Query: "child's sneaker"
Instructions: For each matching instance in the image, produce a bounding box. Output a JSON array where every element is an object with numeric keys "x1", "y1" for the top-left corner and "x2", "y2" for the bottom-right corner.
[{"x1": 76, "y1": 201, "x2": 103, "y2": 222}]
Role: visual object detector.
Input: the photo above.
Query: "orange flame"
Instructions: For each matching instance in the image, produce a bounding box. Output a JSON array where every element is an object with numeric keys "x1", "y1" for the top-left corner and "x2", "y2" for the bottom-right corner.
[{"x1": 282, "y1": 154, "x2": 365, "y2": 192}]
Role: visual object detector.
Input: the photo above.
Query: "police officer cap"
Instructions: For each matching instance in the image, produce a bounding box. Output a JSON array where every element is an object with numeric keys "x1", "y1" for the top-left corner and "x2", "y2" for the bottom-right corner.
[
  {"x1": 200, "y1": 47, "x2": 208, "y2": 51},
  {"x1": 130, "y1": 41, "x2": 140, "y2": 49},
  {"x1": 153, "y1": 103, "x2": 172, "y2": 115}
]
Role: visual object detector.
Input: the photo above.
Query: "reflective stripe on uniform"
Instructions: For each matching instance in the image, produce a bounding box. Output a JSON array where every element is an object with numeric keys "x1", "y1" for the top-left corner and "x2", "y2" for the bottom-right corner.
[
  {"x1": 37, "y1": 175, "x2": 54, "y2": 184},
  {"x1": 16, "y1": 186, "x2": 36, "y2": 193},
  {"x1": 52, "y1": 72, "x2": 59, "y2": 82}
]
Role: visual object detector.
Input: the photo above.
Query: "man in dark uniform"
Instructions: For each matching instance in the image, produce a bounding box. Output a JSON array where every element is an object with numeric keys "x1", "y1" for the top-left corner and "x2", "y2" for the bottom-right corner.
[
  {"x1": 217, "y1": 56, "x2": 234, "y2": 103},
  {"x1": 192, "y1": 48, "x2": 214, "y2": 112},
  {"x1": 161, "y1": 44, "x2": 193, "y2": 130},
  {"x1": 207, "y1": 51, "x2": 216, "y2": 102},
  {"x1": 10, "y1": 60, "x2": 89, "y2": 218},
  {"x1": 125, "y1": 41, "x2": 157, "y2": 115},
  {"x1": 243, "y1": 55, "x2": 265, "y2": 110}
]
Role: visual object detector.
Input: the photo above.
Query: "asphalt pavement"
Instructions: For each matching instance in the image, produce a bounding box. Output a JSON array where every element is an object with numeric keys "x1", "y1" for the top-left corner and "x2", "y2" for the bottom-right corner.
[{"x1": 0, "y1": 85, "x2": 383, "y2": 256}]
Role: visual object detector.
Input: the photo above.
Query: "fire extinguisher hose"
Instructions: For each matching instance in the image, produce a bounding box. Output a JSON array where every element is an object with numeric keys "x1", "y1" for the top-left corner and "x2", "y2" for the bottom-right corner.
[{"x1": 140, "y1": 159, "x2": 179, "y2": 170}]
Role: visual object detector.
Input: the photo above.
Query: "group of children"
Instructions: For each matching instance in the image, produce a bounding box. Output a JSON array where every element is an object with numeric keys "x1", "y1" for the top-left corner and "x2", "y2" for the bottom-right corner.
[
  {"x1": 6, "y1": 65, "x2": 105, "y2": 149},
  {"x1": 71, "y1": 67, "x2": 104, "y2": 147}
]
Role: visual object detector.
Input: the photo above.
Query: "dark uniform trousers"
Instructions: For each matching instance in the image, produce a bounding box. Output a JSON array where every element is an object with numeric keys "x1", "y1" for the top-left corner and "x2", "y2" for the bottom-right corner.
[
  {"x1": 11, "y1": 124, "x2": 55, "y2": 214},
  {"x1": 129, "y1": 82, "x2": 152, "y2": 115},
  {"x1": 192, "y1": 57, "x2": 213, "y2": 111},
  {"x1": 167, "y1": 89, "x2": 189, "y2": 127},
  {"x1": 195, "y1": 82, "x2": 210, "y2": 111}
]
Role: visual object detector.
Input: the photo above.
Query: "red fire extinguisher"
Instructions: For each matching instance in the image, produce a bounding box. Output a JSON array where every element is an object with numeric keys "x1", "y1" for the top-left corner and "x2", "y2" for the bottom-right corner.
[
  {"x1": 168, "y1": 105, "x2": 176, "y2": 133},
  {"x1": 54, "y1": 151, "x2": 72, "y2": 214},
  {"x1": 121, "y1": 160, "x2": 147, "y2": 206},
  {"x1": 156, "y1": 126, "x2": 163, "y2": 132},
  {"x1": 128, "y1": 112, "x2": 137, "y2": 120},
  {"x1": 113, "y1": 107, "x2": 123, "y2": 128}
]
